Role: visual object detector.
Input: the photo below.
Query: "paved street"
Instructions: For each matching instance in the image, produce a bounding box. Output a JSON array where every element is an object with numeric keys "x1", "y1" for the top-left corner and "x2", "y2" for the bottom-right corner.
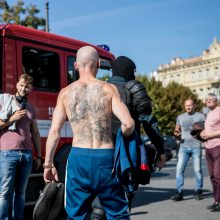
[
  {"x1": 131, "y1": 154, "x2": 219, "y2": 220},
  {"x1": 25, "y1": 153, "x2": 219, "y2": 220}
]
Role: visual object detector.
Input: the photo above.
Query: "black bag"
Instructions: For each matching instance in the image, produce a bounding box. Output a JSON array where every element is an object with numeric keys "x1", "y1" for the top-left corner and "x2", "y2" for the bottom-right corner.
[
  {"x1": 33, "y1": 182, "x2": 65, "y2": 220},
  {"x1": 190, "y1": 121, "x2": 205, "y2": 142}
]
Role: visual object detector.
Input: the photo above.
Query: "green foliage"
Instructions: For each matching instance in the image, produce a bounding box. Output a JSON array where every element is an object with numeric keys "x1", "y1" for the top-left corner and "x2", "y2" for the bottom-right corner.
[
  {"x1": 22, "y1": 4, "x2": 45, "y2": 29},
  {"x1": 0, "y1": 0, "x2": 45, "y2": 30},
  {"x1": 136, "y1": 75, "x2": 203, "y2": 135},
  {"x1": 98, "y1": 74, "x2": 109, "y2": 81}
]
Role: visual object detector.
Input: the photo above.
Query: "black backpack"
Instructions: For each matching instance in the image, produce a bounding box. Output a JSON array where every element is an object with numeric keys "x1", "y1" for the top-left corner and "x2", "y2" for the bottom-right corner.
[{"x1": 33, "y1": 182, "x2": 66, "y2": 220}]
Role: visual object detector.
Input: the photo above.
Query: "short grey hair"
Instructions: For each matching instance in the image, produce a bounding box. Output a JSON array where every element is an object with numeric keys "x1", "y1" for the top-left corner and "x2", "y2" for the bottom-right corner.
[{"x1": 206, "y1": 93, "x2": 218, "y2": 101}]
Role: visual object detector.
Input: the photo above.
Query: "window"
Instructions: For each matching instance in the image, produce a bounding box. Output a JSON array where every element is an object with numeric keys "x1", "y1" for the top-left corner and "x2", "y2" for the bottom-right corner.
[
  {"x1": 176, "y1": 74, "x2": 180, "y2": 82},
  {"x1": 67, "y1": 56, "x2": 78, "y2": 84},
  {"x1": 214, "y1": 67, "x2": 219, "y2": 77},
  {"x1": 198, "y1": 70, "x2": 202, "y2": 79},
  {"x1": 22, "y1": 47, "x2": 60, "y2": 92},
  {"x1": 192, "y1": 72, "x2": 195, "y2": 80}
]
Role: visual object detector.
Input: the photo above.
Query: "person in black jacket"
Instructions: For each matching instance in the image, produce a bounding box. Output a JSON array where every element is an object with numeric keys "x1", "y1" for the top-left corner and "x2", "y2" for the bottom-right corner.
[
  {"x1": 90, "y1": 56, "x2": 166, "y2": 219},
  {"x1": 108, "y1": 56, "x2": 166, "y2": 159}
]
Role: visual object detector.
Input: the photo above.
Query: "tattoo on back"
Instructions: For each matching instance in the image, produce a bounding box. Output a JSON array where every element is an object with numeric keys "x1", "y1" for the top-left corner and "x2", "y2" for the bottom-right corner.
[{"x1": 68, "y1": 83, "x2": 112, "y2": 144}]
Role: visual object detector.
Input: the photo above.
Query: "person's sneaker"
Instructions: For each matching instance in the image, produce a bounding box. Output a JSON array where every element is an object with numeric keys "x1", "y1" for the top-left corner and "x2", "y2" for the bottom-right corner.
[
  {"x1": 211, "y1": 203, "x2": 220, "y2": 212},
  {"x1": 207, "y1": 202, "x2": 218, "y2": 210},
  {"x1": 194, "y1": 190, "x2": 203, "y2": 200},
  {"x1": 171, "y1": 192, "x2": 183, "y2": 201}
]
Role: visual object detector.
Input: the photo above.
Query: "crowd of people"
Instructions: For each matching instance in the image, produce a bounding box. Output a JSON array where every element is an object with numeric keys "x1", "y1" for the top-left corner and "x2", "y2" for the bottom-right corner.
[{"x1": 0, "y1": 45, "x2": 219, "y2": 220}]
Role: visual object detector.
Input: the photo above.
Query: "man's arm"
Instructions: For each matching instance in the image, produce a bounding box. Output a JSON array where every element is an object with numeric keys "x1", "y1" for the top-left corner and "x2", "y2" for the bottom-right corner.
[
  {"x1": 140, "y1": 117, "x2": 166, "y2": 169},
  {"x1": 30, "y1": 119, "x2": 42, "y2": 170},
  {"x1": 140, "y1": 115, "x2": 165, "y2": 154},
  {"x1": 43, "y1": 91, "x2": 67, "y2": 182},
  {"x1": 200, "y1": 129, "x2": 220, "y2": 140},
  {"x1": 111, "y1": 85, "x2": 135, "y2": 136},
  {"x1": 0, "y1": 110, "x2": 27, "y2": 129},
  {"x1": 126, "y1": 80, "x2": 152, "y2": 115},
  {"x1": 126, "y1": 81, "x2": 166, "y2": 168}
]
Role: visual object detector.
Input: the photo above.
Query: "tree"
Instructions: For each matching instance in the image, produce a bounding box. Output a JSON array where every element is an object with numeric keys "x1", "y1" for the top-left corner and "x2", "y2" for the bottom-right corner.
[
  {"x1": 21, "y1": 4, "x2": 45, "y2": 29},
  {"x1": 136, "y1": 75, "x2": 203, "y2": 135},
  {"x1": 0, "y1": 0, "x2": 45, "y2": 30},
  {"x1": 0, "y1": 0, "x2": 25, "y2": 24}
]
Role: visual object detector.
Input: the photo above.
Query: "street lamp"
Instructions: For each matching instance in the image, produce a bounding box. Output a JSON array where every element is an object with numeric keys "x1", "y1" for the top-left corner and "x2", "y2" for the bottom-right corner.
[
  {"x1": 45, "y1": 1, "x2": 49, "y2": 32},
  {"x1": 0, "y1": 0, "x2": 9, "y2": 9}
]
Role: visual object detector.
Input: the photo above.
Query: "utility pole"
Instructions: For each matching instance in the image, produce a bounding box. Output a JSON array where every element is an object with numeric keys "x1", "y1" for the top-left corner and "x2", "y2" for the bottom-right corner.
[{"x1": 45, "y1": 1, "x2": 49, "y2": 32}]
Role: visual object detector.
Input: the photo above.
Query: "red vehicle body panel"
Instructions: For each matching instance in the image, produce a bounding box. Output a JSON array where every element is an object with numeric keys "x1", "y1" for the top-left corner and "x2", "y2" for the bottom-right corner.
[{"x1": 0, "y1": 24, "x2": 115, "y2": 158}]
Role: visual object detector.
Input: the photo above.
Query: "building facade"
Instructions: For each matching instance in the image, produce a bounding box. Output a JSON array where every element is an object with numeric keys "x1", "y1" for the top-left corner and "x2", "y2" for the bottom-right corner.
[{"x1": 154, "y1": 38, "x2": 220, "y2": 100}]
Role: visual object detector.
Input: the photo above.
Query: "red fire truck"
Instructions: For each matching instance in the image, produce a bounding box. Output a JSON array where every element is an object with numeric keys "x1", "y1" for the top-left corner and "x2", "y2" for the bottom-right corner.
[{"x1": 0, "y1": 24, "x2": 115, "y2": 206}]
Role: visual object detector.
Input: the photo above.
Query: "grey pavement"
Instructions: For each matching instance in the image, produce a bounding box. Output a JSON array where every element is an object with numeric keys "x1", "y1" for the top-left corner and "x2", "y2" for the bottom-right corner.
[{"x1": 131, "y1": 155, "x2": 219, "y2": 220}]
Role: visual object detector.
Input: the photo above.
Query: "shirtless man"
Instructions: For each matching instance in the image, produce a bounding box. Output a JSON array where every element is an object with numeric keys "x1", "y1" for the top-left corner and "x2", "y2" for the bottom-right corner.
[{"x1": 43, "y1": 46, "x2": 135, "y2": 219}]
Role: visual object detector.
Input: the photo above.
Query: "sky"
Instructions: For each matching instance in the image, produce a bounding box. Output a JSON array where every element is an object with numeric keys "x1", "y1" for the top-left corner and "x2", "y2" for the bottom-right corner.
[{"x1": 5, "y1": 0, "x2": 220, "y2": 75}]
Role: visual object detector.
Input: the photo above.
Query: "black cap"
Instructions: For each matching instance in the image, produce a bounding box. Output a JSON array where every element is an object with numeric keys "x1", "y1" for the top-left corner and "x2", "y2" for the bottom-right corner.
[{"x1": 112, "y1": 56, "x2": 136, "y2": 81}]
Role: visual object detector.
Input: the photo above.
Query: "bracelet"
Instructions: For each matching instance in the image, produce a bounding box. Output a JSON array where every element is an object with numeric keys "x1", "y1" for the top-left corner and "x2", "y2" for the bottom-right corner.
[{"x1": 43, "y1": 163, "x2": 55, "y2": 169}]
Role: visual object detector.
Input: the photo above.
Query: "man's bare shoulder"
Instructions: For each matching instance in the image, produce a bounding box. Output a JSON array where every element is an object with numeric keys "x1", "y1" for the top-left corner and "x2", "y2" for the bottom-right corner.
[
  {"x1": 59, "y1": 81, "x2": 81, "y2": 95},
  {"x1": 103, "y1": 82, "x2": 121, "y2": 98},
  {"x1": 96, "y1": 80, "x2": 116, "y2": 94},
  {"x1": 107, "y1": 82, "x2": 118, "y2": 93}
]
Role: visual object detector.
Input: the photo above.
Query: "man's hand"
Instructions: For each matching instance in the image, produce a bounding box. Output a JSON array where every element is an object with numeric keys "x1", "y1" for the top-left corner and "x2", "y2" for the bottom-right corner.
[
  {"x1": 0, "y1": 110, "x2": 28, "y2": 129},
  {"x1": 200, "y1": 130, "x2": 209, "y2": 140},
  {"x1": 10, "y1": 110, "x2": 27, "y2": 122},
  {"x1": 174, "y1": 129, "x2": 181, "y2": 137},
  {"x1": 156, "y1": 153, "x2": 166, "y2": 170},
  {"x1": 34, "y1": 158, "x2": 42, "y2": 170},
  {"x1": 174, "y1": 125, "x2": 181, "y2": 139},
  {"x1": 43, "y1": 167, "x2": 59, "y2": 183}
]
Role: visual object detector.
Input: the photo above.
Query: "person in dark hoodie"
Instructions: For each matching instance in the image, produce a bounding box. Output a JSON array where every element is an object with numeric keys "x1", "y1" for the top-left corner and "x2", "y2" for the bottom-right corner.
[{"x1": 90, "y1": 56, "x2": 166, "y2": 219}]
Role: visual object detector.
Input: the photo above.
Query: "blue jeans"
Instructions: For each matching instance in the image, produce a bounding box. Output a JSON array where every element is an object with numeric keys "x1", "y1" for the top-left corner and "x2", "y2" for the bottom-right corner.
[
  {"x1": 176, "y1": 146, "x2": 203, "y2": 193},
  {"x1": 0, "y1": 150, "x2": 33, "y2": 220}
]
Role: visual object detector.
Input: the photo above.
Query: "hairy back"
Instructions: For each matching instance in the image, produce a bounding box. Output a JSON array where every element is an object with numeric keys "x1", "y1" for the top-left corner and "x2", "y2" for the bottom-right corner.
[{"x1": 64, "y1": 80, "x2": 113, "y2": 148}]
